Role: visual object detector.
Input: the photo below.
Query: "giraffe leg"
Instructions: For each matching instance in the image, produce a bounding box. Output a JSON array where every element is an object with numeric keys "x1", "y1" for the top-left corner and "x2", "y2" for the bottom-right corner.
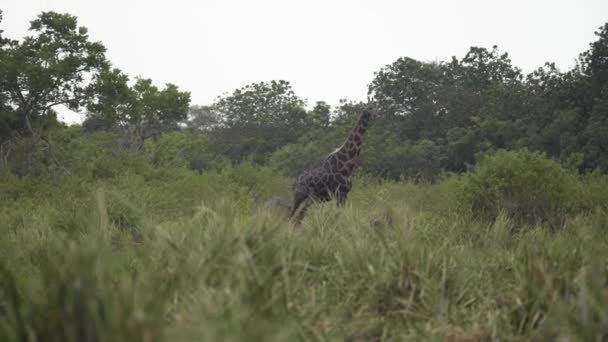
[
  {"x1": 336, "y1": 184, "x2": 350, "y2": 207},
  {"x1": 289, "y1": 190, "x2": 308, "y2": 218},
  {"x1": 336, "y1": 191, "x2": 348, "y2": 207},
  {"x1": 293, "y1": 198, "x2": 313, "y2": 225}
]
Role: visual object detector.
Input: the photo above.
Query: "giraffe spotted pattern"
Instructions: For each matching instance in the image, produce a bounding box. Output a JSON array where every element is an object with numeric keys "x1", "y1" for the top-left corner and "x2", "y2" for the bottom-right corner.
[{"x1": 289, "y1": 104, "x2": 378, "y2": 224}]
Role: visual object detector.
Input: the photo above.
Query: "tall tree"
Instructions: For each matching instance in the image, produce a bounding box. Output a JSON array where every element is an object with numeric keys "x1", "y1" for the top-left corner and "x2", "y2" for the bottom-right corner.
[
  {"x1": 369, "y1": 57, "x2": 446, "y2": 141},
  {"x1": 87, "y1": 68, "x2": 191, "y2": 152},
  {"x1": 0, "y1": 10, "x2": 18, "y2": 167},
  {"x1": 187, "y1": 104, "x2": 221, "y2": 132},
  {"x1": 577, "y1": 23, "x2": 608, "y2": 171},
  {"x1": 209, "y1": 80, "x2": 307, "y2": 163},
  {"x1": 0, "y1": 11, "x2": 107, "y2": 134},
  {"x1": 580, "y1": 23, "x2": 608, "y2": 97},
  {"x1": 0, "y1": 11, "x2": 107, "y2": 169},
  {"x1": 307, "y1": 101, "x2": 331, "y2": 129}
]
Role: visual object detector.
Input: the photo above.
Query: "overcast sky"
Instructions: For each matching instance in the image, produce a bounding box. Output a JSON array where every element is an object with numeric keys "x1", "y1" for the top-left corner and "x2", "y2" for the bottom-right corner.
[{"x1": 2, "y1": 0, "x2": 608, "y2": 123}]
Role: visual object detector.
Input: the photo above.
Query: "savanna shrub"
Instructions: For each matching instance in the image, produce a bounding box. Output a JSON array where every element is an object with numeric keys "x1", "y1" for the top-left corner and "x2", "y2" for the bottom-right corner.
[
  {"x1": 55, "y1": 131, "x2": 135, "y2": 179},
  {"x1": 269, "y1": 140, "x2": 333, "y2": 177},
  {"x1": 456, "y1": 149, "x2": 578, "y2": 225},
  {"x1": 104, "y1": 189, "x2": 144, "y2": 232},
  {"x1": 362, "y1": 138, "x2": 442, "y2": 181}
]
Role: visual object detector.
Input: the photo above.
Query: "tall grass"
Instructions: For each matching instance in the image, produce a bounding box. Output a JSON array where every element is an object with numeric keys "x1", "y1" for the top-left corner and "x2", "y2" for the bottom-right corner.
[{"x1": 0, "y1": 164, "x2": 607, "y2": 341}]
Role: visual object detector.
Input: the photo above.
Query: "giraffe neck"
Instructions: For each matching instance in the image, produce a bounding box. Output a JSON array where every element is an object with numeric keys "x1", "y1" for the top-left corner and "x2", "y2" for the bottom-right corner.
[
  {"x1": 325, "y1": 110, "x2": 373, "y2": 176},
  {"x1": 338, "y1": 110, "x2": 372, "y2": 158}
]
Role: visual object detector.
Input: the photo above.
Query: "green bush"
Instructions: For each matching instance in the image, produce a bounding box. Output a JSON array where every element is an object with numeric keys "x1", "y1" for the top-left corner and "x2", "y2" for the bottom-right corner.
[
  {"x1": 363, "y1": 139, "x2": 443, "y2": 181},
  {"x1": 1, "y1": 162, "x2": 608, "y2": 340},
  {"x1": 455, "y1": 149, "x2": 579, "y2": 225},
  {"x1": 269, "y1": 135, "x2": 338, "y2": 177},
  {"x1": 54, "y1": 131, "x2": 136, "y2": 179},
  {"x1": 103, "y1": 189, "x2": 144, "y2": 232}
]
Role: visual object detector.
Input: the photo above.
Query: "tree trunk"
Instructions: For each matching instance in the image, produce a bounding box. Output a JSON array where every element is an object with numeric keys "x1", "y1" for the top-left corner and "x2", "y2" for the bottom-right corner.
[
  {"x1": 0, "y1": 141, "x2": 8, "y2": 170},
  {"x1": 24, "y1": 132, "x2": 41, "y2": 174}
]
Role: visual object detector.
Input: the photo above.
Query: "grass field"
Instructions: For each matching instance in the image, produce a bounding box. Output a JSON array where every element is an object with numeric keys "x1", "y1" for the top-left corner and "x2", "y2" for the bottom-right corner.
[{"x1": 1, "y1": 162, "x2": 607, "y2": 341}]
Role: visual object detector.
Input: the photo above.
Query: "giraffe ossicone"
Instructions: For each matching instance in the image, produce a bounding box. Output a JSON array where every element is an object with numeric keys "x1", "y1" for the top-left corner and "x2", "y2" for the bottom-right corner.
[{"x1": 289, "y1": 103, "x2": 379, "y2": 224}]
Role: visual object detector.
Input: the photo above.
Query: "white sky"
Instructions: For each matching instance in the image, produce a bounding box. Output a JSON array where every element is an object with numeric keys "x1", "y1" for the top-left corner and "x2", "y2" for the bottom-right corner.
[{"x1": 2, "y1": 0, "x2": 608, "y2": 124}]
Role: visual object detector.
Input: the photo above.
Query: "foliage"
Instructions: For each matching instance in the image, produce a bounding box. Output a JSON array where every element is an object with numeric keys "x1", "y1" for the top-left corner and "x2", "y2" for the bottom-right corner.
[
  {"x1": 580, "y1": 23, "x2": 608, "y2": 93},
  {"x1": 1, "y1": 165, "x2": 607, "y2": 341},
  {"x1": 1, "y1": 9, "x2": 608, "y2": 342},
  {"x1": 269, "y1": 139, "x2": 330, "y2": 177},
  {"x1": 0, "y1": 11, "x2": 106, "y2": 137},
  {"x1": 454, "y1": 149, "x2": 580, "y2": 225},
  {"x1": 306, "y1": 101, "x2": 331, "y2": 128},
  {"x1": 206, "y1": 80, "x2": 308, "y2": 163},
  {"x1": 186, "y1": 104, "x2": 221, "y2": 132},
  {"x1": 3, "y1": 11, "x2": 608, "y2": 180},
  {"x1": 141, "y1": 131, "x2": 227, "y2": 173},
  {"x1": 363, "y1": 136, "x2": 443, "y2": 181},
  {"x1": 87, "y1": 69, "x2": 191, "y2": 151}
]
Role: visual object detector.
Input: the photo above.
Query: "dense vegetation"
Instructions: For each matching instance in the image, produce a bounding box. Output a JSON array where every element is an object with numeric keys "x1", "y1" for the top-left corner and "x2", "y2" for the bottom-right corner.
[
  {"x1": 1, "y1": 11, "x2": 608, "y2": 179},
  {"x1": 1, "y1": 160, "x2": 608, "y2": 340},
  {"x1": 1, "y1": 10, "x2": 607, "y2": 341}
]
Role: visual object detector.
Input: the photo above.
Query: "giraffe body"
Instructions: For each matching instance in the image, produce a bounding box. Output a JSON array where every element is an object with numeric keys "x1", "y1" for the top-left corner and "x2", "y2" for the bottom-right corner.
[{"x1": 289, "y1": 105, "x2": 377, "y2": 223}]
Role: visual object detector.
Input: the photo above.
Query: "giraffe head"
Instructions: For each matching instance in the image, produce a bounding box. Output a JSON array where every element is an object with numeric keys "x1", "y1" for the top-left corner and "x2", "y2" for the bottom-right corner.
[{"x1": 358, "y1": 101, "x2": 379, "y2": 127}]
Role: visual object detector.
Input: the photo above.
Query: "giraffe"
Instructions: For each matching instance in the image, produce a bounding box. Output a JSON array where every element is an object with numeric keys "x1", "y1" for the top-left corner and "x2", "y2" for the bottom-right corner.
[{"x1": 289, "y1": 103, "x2": 378, "y2": 224}]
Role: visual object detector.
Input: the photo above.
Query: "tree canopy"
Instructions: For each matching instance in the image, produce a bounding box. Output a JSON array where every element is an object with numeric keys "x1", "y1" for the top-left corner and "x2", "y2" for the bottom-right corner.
[
  {"x1": 0, "y1": 11, "x2": 107, "y2": 136},
  {"x1": 205, "y1": 80, "x2": 308, "y2": 163},
  {"x1": 87, "y1": 68, "x2": 190, "y2": 147},
  {"x1": 1, "y1": 10, "x2": 607, "y2": 180}
]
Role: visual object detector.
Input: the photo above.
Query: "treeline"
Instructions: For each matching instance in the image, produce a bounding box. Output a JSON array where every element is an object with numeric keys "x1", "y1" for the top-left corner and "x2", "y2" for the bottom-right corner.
[{"x1": 1, "y1": 11, "x2": 607, "y2": 180}]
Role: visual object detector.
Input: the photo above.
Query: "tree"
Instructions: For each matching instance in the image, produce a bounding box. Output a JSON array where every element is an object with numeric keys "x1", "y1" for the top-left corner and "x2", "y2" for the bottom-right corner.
[
  {"x1": 187, "y1": 104, "x2": 221, "y2": 132},
  {"x1": 87, "y1": 68, "x2": 191, "y2": 152},
  {"x1": 0, "y1": 11, "x2": 18, "y2": 166},
  {"x1": 0, "y1": 11, "x2": 107, "y2": 134},
  {"x1": 583, "y1": 89, "x2": 608, "y2": 171},
  {"x1": 307, "y1": 101, "x2": 331, "y2": 129},
  {"x1": 580, "y1": 23, "x2": 608, "y2": 97},
  {"x1": 579, "y1": 23, "x2": 608, "y2": 172},
  {"x1": 130, "y1": 78, "x2": 190, "y2": 140},
  {"x1": 87, "y1": 68, "x2": 130, "y2": 122},
  {"x1": 0, "y1": 11, "x2": 107, "y2": 170},
  {"x1": 208, "y1": 80, "x2": 307, "y2": 163},
  {"x1": 458, "y1": 46, "x2": 522, "y2": 87},
  {"x1": 214, "y1": 80, "x2": 306, "y2": 128},
  {"x1": 369, "y1": 57, "x2": 447, "y2": 141}
]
